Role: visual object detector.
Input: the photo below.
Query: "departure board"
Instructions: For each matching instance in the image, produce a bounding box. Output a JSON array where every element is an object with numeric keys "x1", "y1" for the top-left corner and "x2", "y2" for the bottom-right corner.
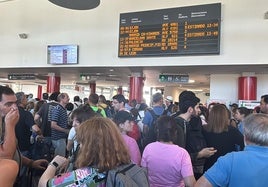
[{"x1": 118, "y1": 3, "x2": 221, "y2": 57}]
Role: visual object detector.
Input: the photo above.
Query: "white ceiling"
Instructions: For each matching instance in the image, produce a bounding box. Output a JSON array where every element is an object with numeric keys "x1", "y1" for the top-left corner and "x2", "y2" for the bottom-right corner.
[
  {"x1": 0, "y1": 0, "x2": 267, "y2": 91},
  {"x1": 1, "y1": 64, "x2": 268, "y2": 91}
]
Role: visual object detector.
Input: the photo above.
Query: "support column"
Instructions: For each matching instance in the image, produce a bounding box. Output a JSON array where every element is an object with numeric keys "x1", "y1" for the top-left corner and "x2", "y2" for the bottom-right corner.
[
  {"x1": 47, "y1": 73, "x2": 60, "y2": 93},
  {"x1": 129, "y1": 73, "x2": 144, "y2": 103},
  {"x1": 238, "y1": 76, "x2": 257, "y2": 100},
  {"x1": 90, "y1": 82, "x2": 96, "y2": 94},
  {"x1": 37, "y1": 85, "x2": 42, "y2": 100},
  {"x1": 117, "y1": 86, "x2": 123, "y2": 95}
]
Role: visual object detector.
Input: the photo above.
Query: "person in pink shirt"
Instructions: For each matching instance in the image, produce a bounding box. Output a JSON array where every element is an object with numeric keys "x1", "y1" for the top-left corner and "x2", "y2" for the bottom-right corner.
[
  {"x1": 141, "y1": 115, "x2": 195, "y2": 187},
  {"x1": 113, "y1": 110, "x2": 141, "y2": 165}
]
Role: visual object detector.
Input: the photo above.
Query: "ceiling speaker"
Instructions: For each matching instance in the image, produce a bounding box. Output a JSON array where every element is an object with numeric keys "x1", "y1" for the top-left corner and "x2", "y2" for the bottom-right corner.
[
  {"x1": 19, "y1": 33, "x2": 28, "y2": 39},
  {"x1": 265, "y1": 11, "x2": 268, "y2": 19},
  {"x1": 48, "y1": 0, "x2": 100, "y2": 10}
]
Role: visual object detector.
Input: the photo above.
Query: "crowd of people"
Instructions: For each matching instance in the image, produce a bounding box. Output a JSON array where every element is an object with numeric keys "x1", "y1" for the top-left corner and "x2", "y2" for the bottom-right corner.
[{"x1": 0, "y1": 85, "x2": 268, "y2": 187}]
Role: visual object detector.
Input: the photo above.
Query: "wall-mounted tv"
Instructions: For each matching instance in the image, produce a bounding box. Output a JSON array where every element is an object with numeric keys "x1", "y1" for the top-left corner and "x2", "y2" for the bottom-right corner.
[{"x1": 47, "y1": 45, "x2": 78, "y2": 64}]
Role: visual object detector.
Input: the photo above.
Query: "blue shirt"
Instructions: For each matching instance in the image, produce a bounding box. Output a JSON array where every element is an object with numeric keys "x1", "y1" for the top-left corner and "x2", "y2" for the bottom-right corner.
[
  {"x1": 204, "y1": 145, "x2": 268, "y2": 187},
  {"x1": 142, "y1": 106, "x2": 165, "y2": 127},
  {"x1": 237, "y1": 121, "x2": 244, "y2": 135}
]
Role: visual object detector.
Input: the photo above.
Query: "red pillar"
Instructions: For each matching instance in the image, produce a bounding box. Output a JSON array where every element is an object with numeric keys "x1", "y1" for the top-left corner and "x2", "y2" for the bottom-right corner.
[
  {"x1": 47, "y1": 74, "x2": 61, "y2": 93},
  {"x1": 117, "y1": 86, "x2": 123, "y2": 95},
  {"x1": 129, "y1": 76, "x2": 144, "y2": 103},
  {"x1": 37, "y1": 85, "x2": 42, "y2": 100},
  {"x1": 238, "y1": 76, "x2": 257, "y2": 100},
  {"x1": 90, "y1": 82, "x2": 96, "y2": 94}
]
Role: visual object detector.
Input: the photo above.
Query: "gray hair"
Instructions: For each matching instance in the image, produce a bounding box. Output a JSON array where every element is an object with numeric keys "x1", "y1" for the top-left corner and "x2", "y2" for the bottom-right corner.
[
  {"x1": 15, "y1": 92, "x2": 25, "y2": 105},
  {"x1": 57, "y1": 93, "x2": 68, "y2": 102},
  {"x1": 244, "y1": 113, "x2": 268, "y2": 146}
]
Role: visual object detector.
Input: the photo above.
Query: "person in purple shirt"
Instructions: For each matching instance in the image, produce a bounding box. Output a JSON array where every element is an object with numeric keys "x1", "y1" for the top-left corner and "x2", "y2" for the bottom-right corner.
[{"x1": 142, "y1": 115, "x2": 195, "y2": 187}]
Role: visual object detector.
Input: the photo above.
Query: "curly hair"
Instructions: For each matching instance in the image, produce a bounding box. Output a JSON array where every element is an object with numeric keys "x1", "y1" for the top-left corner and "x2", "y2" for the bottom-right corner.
[{"x1": 75, "y1": 117, "x2": 131, "y2": 172}]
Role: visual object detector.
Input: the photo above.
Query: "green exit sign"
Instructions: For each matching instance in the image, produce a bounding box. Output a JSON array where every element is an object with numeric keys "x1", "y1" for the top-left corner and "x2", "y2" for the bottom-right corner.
[{"x1": 159, "y1": 74, "x2": 189, "y2": 83}]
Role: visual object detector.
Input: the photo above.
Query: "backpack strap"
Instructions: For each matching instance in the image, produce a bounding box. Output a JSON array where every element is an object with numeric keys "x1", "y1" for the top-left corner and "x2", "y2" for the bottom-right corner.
[
  {"x1": 96, "y1": 108, "x2": 102, "y2": 114},
  {"x1": 162, "y1": 109, "x2": 168, "y2": 116},
  {"x1": 137, "y1": 112, "x2": 142, "y2": 121},
  {"x1": 147, "y1": 108, "x2": 160, "y2": 120},
  {"x1": 117, "y1": 164, "x2": 136, "y2": 174},
  {"x1": 113, "y1": 164, "x2": 136, "y2": 187}
]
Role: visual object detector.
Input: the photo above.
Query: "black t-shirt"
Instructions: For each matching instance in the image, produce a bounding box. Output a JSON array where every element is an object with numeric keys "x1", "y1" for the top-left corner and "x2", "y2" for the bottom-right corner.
[
  {"x1": 174, "y1": 116, "x2": 188, "y2": 148},
  {"x1": 15, "y1": 106, "x2": 34, "y2": 151},
  {"x1": 202, "y1": 125, "x2": 245, "y2": 171}
]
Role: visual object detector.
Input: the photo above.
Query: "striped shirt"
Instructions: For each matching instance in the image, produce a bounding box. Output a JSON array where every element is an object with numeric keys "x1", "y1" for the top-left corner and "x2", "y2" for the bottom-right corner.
[{"x1": 51, "y1": 104, "x2": 68, "y2": 140}]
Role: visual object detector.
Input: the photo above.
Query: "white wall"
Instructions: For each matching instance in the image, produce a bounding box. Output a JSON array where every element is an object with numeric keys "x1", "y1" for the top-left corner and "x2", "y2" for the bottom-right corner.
[
  {"x1": 1, "y1": 0, "x2": 268, "y2": 102},
  {"x1": 210, "y1": 74, "x2": 268, "y2": 104},
  {"x1": 256, "y1": 74, "x2": 268, "y2": 99},
  {"x1": 210, "y1": 74, "x2": 239, "y2": 105},
  {"x1": 11, "y1": 84, "x2": 88, "y2": 102},
  {"x1": 162, "y1": 86, "x2": 209, "y2": 104},
  {"x1": 0, "y1": 0, "x2": 268, "y2": 68}
]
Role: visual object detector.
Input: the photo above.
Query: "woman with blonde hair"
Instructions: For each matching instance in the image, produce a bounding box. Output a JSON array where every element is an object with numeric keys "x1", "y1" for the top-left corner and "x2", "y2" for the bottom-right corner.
[
  {"x1": 38, "y1": 117, "x2": 131, "y2": 187},
  {"x1": 202, "y1": 104, "x2": 244, "y2": 172}
]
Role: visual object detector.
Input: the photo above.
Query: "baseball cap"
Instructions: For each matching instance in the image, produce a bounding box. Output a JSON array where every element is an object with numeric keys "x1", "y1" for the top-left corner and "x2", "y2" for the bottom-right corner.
[
  {"x1": 165, "y1": 96, "x2": 173, "y2": 102},
  {"x1": 113, "y1": 111, "x2": 134, "y2": 125}
]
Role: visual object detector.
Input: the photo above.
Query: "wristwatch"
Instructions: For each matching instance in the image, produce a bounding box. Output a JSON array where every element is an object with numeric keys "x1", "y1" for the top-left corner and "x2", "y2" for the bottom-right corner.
[{"x1": 50, "y1": 161, "x2": 59, "y2": 168}]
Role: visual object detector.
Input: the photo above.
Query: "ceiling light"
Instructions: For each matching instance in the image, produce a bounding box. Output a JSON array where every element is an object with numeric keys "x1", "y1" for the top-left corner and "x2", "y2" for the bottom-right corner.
[{"x1": 187, "y1": 89, "x2": 203, "y2": 92}]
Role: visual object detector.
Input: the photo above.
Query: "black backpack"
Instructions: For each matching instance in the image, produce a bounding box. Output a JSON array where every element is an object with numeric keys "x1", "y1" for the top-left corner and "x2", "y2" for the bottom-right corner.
[{"x1": 143, "y1": 108, "x2": 164, "y2": 148}]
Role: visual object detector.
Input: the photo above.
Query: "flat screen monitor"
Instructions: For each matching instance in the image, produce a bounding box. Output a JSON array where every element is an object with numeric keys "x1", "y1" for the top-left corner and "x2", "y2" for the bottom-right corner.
[{"x1": 47, "y1": 45, "x2": 78, "y2": 64}]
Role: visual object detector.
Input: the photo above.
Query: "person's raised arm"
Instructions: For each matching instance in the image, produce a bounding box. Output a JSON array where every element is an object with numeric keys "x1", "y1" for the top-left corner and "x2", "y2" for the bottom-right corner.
[
  {"x1": 0, "y1": 108, "x2": 19, "y2": 159},
  {"x1": 38, "y1": 155, "x2": 67, "y2": 187}
]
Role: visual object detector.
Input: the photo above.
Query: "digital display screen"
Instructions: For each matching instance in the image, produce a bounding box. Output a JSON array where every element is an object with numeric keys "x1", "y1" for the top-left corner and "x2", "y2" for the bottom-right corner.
[
  {"x1": 47, "y1": 45, "x2": 78, "y2": 64},
  {"x1": 118, "y1": 3, "x2": 221, "y2": 57}
]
